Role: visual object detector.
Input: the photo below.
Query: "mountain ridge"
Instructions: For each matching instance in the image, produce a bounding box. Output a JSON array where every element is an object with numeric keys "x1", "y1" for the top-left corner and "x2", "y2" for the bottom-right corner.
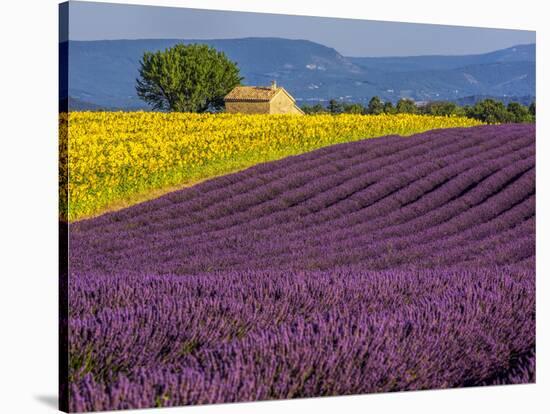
[{"x1": 65, "y1": 38, "x2": 535, "y2": 110}]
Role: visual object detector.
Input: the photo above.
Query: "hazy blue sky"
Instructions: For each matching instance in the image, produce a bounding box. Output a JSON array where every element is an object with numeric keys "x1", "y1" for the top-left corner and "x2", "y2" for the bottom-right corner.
[{"x1": 66, "y1": 1, "x2": 535, "y2": 57}]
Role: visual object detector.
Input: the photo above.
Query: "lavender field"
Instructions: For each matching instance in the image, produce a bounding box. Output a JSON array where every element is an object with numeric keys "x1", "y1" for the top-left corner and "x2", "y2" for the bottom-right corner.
[{"x1": 68, "y1": 124, "x2": 535, "y2": 412}]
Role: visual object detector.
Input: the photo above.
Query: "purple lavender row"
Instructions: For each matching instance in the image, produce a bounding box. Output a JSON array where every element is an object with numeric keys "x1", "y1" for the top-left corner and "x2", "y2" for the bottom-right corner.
[
  {"x1": 68, "y1": 266, "x2": 534, "y2": 411},
  {"x1": 70, "y1": 153, "x2": 534, "y2": 275},
  {"x1": 121, "y1": 143, "x2": 533, "y2": 271},
  {"x1": 125, "y1": 140, "x2": 533, "y2": 271}
]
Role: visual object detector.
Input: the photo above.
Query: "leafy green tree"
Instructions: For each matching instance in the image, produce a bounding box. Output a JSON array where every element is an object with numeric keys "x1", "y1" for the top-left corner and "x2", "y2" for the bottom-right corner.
[
  {"x1": 423, "y1": 101, "x2": 464, "y2": 117},
  {"x1": 383, "y1": 101, "x2": 396, "y2": 114},
  {"x1": 327, "y1": 99, "x2": 344, "y2": 114},
  {"x1": 367, "y1": 96, "x2": 384, "y2": 115},
  {"x1": 302, "y1": 103, "x2": 327, "y2": 114},
  {"x1": 466, "y1": 99, "x2": 511, "y2": 124},
  {"x1": 301, "y1": 104, "x2": 312, "y2": 114},
  {"x1": 507, "y1": 102, "x2": 532, "y2": 123},
  {"x1": 136, "y1": 43, "x2": 242, "y2": 112},
  {"x1": 396, "y1": 98, "x2": 418, "y2": 114},
  {"x1": 343, "y1": 103, "x2": 366, "y2": 114}
]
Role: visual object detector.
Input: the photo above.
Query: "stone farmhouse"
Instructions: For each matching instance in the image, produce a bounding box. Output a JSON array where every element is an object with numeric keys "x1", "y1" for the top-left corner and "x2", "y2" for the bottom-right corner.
[{"x1": 224, "y1": 81, "x2": 304, "y2": 115}]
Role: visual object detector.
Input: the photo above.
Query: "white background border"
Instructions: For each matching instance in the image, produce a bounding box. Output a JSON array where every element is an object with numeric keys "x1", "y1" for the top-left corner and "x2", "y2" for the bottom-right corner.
[{"x1": 0, "y1": 0, "x2": 546, "y2": 413}]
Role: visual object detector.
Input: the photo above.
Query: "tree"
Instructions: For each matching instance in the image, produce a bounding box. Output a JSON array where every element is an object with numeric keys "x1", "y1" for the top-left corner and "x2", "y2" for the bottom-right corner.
[
  {"x1": 136, "y1": 43, "x2": 242, "y2": 112},
  {"x1": 423, "y1": 101, "x2": 463, "y2": 117},
  {"x1": 466, "y1": 99, "x2": 511, "y2": 124},
  {"x1": 383, "y1": 101, "x2": 396, "y2": 114},
  {"x1": 302, "y1": 103, "x2": 326, "y2": 114},
  {"x1": 396, "y1": 98, "x2": 417, "y2": 114},
  {"x1": 327, "y1": 99, "x2": 344, "y2": 114},
  {"x1": 507, "y1": 102, "x2": 532, "y2": 123},
  {"x1": 343, "y1": 103, "x2": 366, "y2": 114},
  {"x1": 367, "y1": 96, "x2": 384, "y2": 115}
]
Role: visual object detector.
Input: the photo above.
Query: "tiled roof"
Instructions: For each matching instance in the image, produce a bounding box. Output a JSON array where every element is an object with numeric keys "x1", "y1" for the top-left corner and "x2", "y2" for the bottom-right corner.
[{"x1": 224, "y1": 86, "x2": 281, "y2": 102}]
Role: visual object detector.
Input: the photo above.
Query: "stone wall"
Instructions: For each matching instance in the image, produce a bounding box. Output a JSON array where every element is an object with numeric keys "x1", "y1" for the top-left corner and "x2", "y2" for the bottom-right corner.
[
  {"x1": 225, "y1": 101, "x2": 270, "y2": 114},
  {"x1": 269, "y1": 92, "x2": 303, "y2": 114}
]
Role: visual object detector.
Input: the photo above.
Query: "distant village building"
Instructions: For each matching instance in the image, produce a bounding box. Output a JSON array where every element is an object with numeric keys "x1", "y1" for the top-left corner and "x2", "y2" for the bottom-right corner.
[{"x1": 224, "y1": 81, "x2": 304, "y2": 115}]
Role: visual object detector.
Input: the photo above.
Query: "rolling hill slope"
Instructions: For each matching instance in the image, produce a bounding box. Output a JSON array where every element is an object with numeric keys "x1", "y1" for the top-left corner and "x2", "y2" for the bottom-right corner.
[{"x1": 68, "y1": 124, "x2": 535, "y2": 411}]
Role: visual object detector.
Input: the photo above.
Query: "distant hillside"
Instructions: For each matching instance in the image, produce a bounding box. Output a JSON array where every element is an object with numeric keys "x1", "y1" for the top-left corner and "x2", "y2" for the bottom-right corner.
[
  {"x1": 66, "y1": 38, "x2": 535, "y2": 110},
  {"x1": 60, "y1": 97, "x2": 113, "y2": 112},
  {"x1": 453, "y1": 95, "x2": 535, "y2": 107},
  {"x1": 348, "y1": 43, "x2": 535, "y2": 72},
  {"x1": 369, "y1": 61, "x2": 535, "y2": 102}
]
